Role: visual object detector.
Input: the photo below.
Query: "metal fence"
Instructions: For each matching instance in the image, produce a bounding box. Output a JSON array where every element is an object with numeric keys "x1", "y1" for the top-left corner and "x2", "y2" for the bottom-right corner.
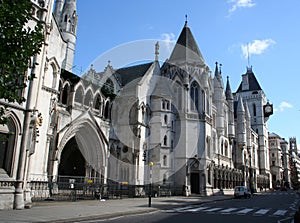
[{"x1": 30, "y1": 176, "x2": 181, "y2": 202}]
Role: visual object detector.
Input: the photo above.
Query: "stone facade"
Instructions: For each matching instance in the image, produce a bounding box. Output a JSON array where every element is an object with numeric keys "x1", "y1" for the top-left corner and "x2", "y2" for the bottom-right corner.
[{"x1": 0, "y1": 0, "x2": 283, "y2": 210}]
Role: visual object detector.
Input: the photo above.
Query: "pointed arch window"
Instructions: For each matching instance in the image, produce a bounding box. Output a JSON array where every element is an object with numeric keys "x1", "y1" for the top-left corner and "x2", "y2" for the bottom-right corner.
[
  {"x1": 163, "y1": 135, "x2": 167, "y2": 146},
  {"x1": 104, "y1": 101, "x2": 110, "y2": 119},
  {"x1": 84, "y1": 89, "x2": 93, "y2": 107},
  {"x1": 201, "y1": 90, "x2": 206, "y2": 113},
  {"x1": 75, "y1": 86, "x2": 84, "y2": 104},
  {"x1": 225, "y1": 141, "x2": 228, "y2": 157},
  {"x1": 221, "y1": 140, "x2": 224, "y2": 155},
  {"x1": 94, "y1": 94, "x2": 102, "y2": 111},
  {"x1": 164, "y1": 114, "x2": 168, "y2": 124},
  {"x1": 61, "y1": 84, "x2": 70, "y2": 105},
  {"x1": 162, "y1": 100, "x2": 165, "y2": 109},
  {"x1": 190, "y1": 81, "x2": 199, "y2": 111},
  {"x1": 253, "y1": 103, "x2": 257, "y2": 116},
  {"x1": 0, "y1": 117, "x2": 16, "y2": 176},
  {"x1": 166, "y1": 101, "x2": 170, "y2": 110}
]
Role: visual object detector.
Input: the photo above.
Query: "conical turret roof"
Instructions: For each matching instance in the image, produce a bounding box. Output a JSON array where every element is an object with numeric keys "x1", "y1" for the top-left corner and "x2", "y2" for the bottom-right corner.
[
  {"x1": 236, "y1": 67, "x2": 262, "y2": 92},
  {"x1": 225, "y1": 76, "x2": 234, "y2": 100},
  {"x1": 169, "y1": 21, "x2": 206, "y2": 65}
]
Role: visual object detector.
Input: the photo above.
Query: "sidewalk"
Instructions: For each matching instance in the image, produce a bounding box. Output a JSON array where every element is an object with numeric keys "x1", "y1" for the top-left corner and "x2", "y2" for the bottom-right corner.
[{"x1": 0, "y1": 195, "x2": 233, "y2": 222}]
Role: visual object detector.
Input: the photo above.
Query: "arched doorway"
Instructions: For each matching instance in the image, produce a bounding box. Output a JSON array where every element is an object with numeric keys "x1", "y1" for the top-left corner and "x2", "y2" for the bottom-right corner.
[
  {"x1": 0, "y1": 117, "x2": 17, "y2": 176},
  {"x1": 58, "y1": 137, "x2": 85, "y2": 177}
]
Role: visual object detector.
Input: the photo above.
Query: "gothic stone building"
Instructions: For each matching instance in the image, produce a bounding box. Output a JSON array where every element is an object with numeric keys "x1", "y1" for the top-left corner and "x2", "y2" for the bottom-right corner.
[{"x1": 0, "y1": 0, "x2": 273, "y2": 209}]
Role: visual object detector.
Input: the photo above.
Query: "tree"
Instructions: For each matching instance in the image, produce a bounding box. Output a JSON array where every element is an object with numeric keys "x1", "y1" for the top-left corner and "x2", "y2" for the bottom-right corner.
[{"x1": 0, "y1": 0, "x2": 44, "y2": 124}]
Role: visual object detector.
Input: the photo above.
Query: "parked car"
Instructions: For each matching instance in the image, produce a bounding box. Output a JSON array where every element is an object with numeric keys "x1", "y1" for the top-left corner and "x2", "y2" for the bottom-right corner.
[{"x1": 234, "y1": 186, "x2": 251, "y2": 198}]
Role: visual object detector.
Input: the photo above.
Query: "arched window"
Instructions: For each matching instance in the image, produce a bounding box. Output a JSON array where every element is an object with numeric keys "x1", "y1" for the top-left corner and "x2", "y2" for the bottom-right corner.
[
  {"x1": 164, "y1": 114, "x2": 168, "y2": 124},
  {"x1": 207, "y1": 137, "x2": 211, "y2": 158},
  {"x1": 0, "y1": 117, "x2": 16, "y2": 176},
  {"x1": 221, "y1": 140, "x2": 224, "y2": 155},
  {"x1": 61, "y1": 84, "x2": 70, "y2": 105},
  {"x1": 162, "y1": 100, "x2": 165, "y2": 109},
  {"x1": 166, "y1": 100, "x2": 170, "y2": 110},
  {"x1": 253, "y1": 103, "x2": 257, "y2": 117},
  {"x1": 163, "y1": 135, "x2": 167, "y2": 146},
  {"x1": 74, "y1": 86, "x2": 84, "y2": 104},
  {"x1": 175, "y1": 81, "x2": 183, "y2": 110},
  {"x1": 94, "y1": 94, "x2": 102, "y2": 111},
  {"x1": 202, "y1": 90, "x2": 205, "y2": 113},
  {"x1": 104, "y1": 101, "x2": 110, "y2": 119},
  {"x1": 52, "y1": 65, "x2": 58, "y2": 89},
  {"x1": 84, "y1": 89, "x2": 93, "y2": 106},
  {"x1": 190, "y1": 81, "x2": 199, "y2": 111},
  {"x1": 225, "y1": 142, "x2": 228, "y2": 157},
  {"x1": 163, "y1": 155, "x2": 167, "y2": 166}
]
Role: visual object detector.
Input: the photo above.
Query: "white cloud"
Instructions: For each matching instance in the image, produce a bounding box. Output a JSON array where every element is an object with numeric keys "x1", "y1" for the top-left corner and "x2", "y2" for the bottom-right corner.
[
  {"x1": 228, "y1": 0, "x2": 256, "y2": 13},
  {"x1": 160, "y1": 33, "x2": 176, "y2": 52},
  {"x1": 161, "y1": 33, "x2": 175, "y2": 43},
  {"x1": 278, "y1": 101, "x2": 293, "y2": 112},
  {"x1": 241, "y1": 39, "x2": 276, "y2": 58}
]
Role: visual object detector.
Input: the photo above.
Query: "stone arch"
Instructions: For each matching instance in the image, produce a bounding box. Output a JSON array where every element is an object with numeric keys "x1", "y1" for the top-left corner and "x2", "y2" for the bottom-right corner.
[
  {"x1": 74, "y1": 84, "x2": 84, "y2": 104},
  {"x1": 94, "y1": 92, "x2": 103, "y2": 113},
  {"x1": 0, "y1": 111, "x2": 21, "y2": 177},
  {"x1": 44, "y1": 57, "x2": 60, "y2": 89},
  {"x1": 57, "y1": 118, "x2": 108, "y2": 179},
  {"x1": 190, "y1": 80, "x2": 200, "y2": 111},
  {"x1": 60, "y1": 81, "x2": 71, "y2": 105},
  {"x1": 84, "y1": 88, "x2": 93, "y2": 107}
]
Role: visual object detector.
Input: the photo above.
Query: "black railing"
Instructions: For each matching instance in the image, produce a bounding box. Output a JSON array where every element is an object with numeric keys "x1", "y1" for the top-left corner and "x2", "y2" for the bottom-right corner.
[{"x1": 30, "y1": 176, "x2": 182, "y2": 202}]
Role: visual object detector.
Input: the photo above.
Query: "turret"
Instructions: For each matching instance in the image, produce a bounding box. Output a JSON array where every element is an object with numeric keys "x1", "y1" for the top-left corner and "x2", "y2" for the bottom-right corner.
[
  {"x1": 59, "y1": 0, "x2": 77, "y2": 72},
  {"x1": 236, "y1": 96, "x2": 246, "y2": 146},
  {"x1": 225, "y1": 76, "x2": 235, "y2": 138},
  {"x1": 54, "y1": 0, "x2": 64, "y2": 22},
  {"x1": 213, "y1": 62, "x2": 225, "y2": 134},
  {"x1": 244, "y1": 101, "x2": 251, "y2": 147}
]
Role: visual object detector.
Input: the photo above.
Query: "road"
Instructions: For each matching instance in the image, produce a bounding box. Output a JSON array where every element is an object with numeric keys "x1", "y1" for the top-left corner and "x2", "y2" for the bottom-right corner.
[{"x1": 79, "y1": 190, "x2": 299, "y2": 223}]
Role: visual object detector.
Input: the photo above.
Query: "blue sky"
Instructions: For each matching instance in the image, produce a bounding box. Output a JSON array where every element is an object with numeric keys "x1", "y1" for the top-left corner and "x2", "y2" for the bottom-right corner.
[{"x1": 73, "y1": 0, "x2": 300, "y2": 147}]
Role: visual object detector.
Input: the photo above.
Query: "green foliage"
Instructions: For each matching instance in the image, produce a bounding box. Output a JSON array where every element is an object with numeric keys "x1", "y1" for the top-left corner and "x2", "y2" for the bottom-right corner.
[{"x1": 0, "y1": 0, "x2": 44, "y2": 124}]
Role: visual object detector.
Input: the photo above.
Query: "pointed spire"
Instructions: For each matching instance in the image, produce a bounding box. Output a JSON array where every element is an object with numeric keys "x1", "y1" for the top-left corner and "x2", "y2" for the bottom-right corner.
[
  {"x1": 237, "y1": 96, "x2": 245, "y2": 113},
  {"x1": 185, "y1": 14, "x2": 188, "y2": 27},
  {"x1": 54, "y1": 0, "x2": 64, "y2": 22},
  {"x1": 225, "y1": 76, "x2": 234, "y2": 100},
  {"x1": 214, "y1": 62, "x2": 219, "y2": 77},
  {"x1": 155, "y1": 41, "x2": 159, "y2": 61},
  {"x1": 168, "y1": 19, "x2": 206, "y2": 65},
  {"x1": 61, "y1": 0, "x2": 78, "y2": 34},
  {"x1": 244, "y1": 101, "x2": 251, "y2": 121}
]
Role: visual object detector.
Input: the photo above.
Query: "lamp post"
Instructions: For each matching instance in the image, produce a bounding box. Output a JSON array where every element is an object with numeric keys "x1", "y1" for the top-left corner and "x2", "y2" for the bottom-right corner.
[{"x1": 148, "y1": 161, "x2": 153, "y2": 207}]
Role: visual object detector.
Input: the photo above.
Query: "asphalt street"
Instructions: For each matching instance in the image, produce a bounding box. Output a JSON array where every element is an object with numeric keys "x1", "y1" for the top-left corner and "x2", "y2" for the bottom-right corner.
[{"x1": 80, "y1": 190, "x2": 298, "y2": 223}]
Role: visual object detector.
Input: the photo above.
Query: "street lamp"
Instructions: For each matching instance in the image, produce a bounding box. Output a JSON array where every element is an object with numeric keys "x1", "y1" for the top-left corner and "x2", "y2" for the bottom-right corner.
[{"x1": 148, "y1": 161, "x2": 153, "y2": 207}]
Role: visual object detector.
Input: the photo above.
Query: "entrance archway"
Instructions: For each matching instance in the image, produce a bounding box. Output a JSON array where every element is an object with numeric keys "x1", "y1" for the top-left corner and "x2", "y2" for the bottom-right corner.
[
  {"x1": 58, "y1": 137, "x2": 85, "y2": 177},
  {"x1": 55, "y1": 116, "x2": 109, "y2": 184}
]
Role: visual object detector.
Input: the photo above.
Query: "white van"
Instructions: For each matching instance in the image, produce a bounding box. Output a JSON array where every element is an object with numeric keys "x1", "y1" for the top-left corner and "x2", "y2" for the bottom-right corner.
[{"x1": 234, "y1": 186, "x2": 251, "y2": 198}]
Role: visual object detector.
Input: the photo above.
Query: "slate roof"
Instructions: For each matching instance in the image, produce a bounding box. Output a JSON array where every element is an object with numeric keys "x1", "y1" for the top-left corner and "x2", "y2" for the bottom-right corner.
[
  {"x1": 113, "y1": 62, "x2": 153, "y2": 87},
  {"x1": 169, "y1": 22, "x2": 206, "y2": 65},
  {"x1": 236, "y1": 67, "x2": 262, "y2": 92},
  {"x1": 60, "y1": 69, "x2": 81, "y2": 85}
]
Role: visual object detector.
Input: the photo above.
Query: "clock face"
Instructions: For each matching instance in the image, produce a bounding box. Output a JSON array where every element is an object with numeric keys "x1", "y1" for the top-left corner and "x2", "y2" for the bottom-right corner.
[{"x1": 265, "y1": 105, "x2": 272, "y2": 113}]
